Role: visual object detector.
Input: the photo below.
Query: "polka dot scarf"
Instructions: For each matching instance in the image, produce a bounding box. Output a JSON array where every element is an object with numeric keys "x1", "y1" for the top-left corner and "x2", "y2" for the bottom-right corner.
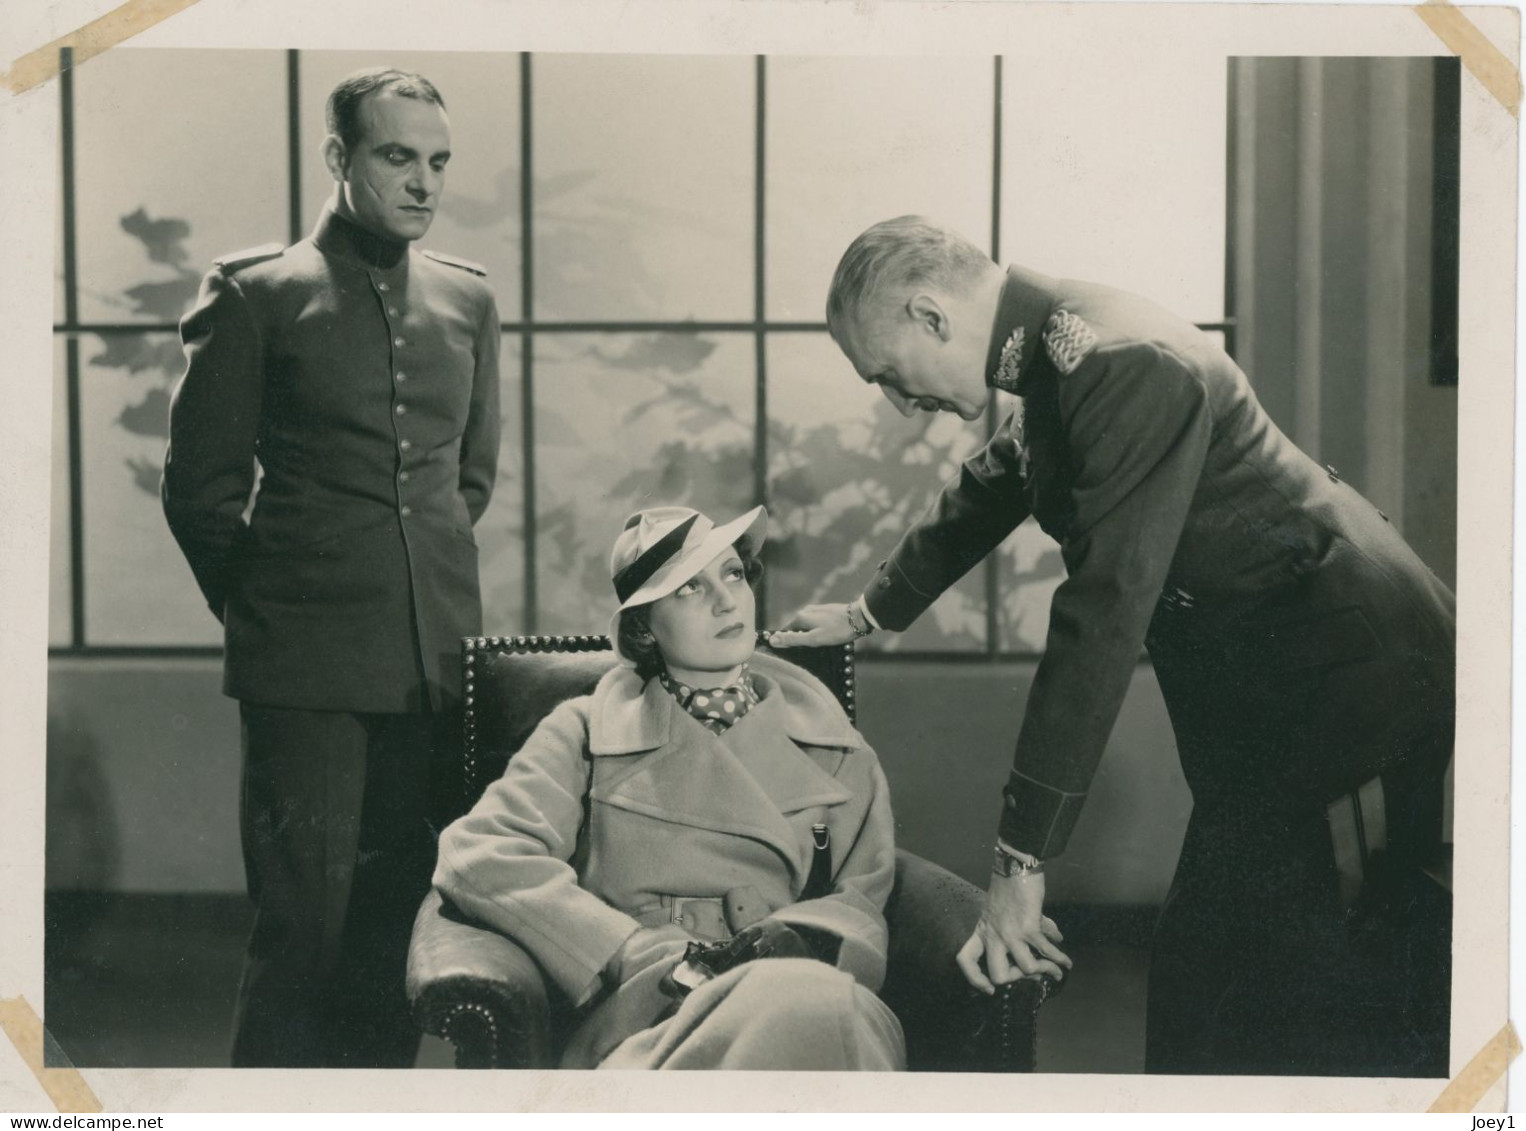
[{"x1": 659, "y1": 665, "x2": 760, "y2": 734}]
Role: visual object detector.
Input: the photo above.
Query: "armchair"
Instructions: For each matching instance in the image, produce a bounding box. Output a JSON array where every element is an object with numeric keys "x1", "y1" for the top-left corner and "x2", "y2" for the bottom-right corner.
[{"x1": 407, "y1": 633, "x2": 1058, "y2": 1070}]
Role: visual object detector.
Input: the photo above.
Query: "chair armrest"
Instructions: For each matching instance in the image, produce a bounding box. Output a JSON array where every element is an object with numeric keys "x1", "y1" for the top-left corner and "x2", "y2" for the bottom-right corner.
[
  {"x1": 882, "y1": 849, "x2": 1060, "y2": 1072},
  {"x1": 406, "y1": 888, "x2": 556, "y2": 1068}
]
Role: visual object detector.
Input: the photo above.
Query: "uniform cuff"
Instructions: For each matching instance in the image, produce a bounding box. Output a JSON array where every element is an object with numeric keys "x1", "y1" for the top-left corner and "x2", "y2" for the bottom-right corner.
[
  {"x1": 853, "y1": 597, "x2": 882, "y2": 631},
  {"x1": 861, "y1": 559, "x2": 929, "y2": 633},
  {"x1": 997, "y1": 772, "x2": 1088, "y2": 859}
]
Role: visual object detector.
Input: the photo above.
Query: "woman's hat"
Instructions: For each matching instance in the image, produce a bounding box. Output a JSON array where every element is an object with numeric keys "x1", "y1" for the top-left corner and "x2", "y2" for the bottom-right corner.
[{"x1": 607, "y1": 504, "x2": 768, "y2": 662}]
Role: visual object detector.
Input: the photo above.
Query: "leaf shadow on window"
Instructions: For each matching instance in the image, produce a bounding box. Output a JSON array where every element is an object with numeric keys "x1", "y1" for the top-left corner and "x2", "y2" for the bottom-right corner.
[{"x1": 90, "y1": 207, "x2": 200, "y2": 498}]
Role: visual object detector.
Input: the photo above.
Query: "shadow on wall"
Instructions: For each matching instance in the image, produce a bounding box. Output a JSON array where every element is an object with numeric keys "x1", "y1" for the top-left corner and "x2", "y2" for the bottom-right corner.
[{"x1": 46, "y1": 712, "x2": 121, "y2": 891}]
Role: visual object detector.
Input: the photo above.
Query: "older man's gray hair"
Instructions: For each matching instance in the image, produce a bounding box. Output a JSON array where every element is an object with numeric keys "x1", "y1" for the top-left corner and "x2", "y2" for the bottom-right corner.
[{"x1": 825, "y1": 216, "x2": 993, "y2": 337}]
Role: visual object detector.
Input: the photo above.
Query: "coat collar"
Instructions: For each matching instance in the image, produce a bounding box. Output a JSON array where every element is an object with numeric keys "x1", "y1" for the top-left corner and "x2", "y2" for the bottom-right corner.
[
  {"x1": 584, "y1": 653, "x2": 859, "y2": 875},
  {"x1": 587, "y1": 651, "x2": 857, "y2": 756},
  {"x1": 984, "y1": 265, "x2": 1061, "y2": 397},
  {"x1": 312, "y1": 205, "x2": 410, "y2": 271}
]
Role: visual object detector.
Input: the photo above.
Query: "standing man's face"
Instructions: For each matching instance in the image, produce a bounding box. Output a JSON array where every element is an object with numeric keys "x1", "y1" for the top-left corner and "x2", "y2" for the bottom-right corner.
[
  {"x1": 834, "y1": 299, "x2": 988, "y2": 422},
  {"x1": 326, "y1": 90, "x2": 452, "y2": 242}
]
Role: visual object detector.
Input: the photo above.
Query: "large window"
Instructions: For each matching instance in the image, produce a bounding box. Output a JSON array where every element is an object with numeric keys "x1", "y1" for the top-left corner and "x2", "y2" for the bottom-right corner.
[{"x1": 51, "y1": 49, "x2": 1228, "y2": 657}]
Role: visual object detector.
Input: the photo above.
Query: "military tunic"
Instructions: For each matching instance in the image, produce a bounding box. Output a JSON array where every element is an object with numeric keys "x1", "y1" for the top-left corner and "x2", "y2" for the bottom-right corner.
[
  {"x1": 164, "y1": 206, "x2": 501, "y2": 713},
  {"x1": 861, "y1": 265, "x2": 1454, "y2": 1074},
  {"x1": 161, "y1": 206, "x2": 501, "y2": 1067}
]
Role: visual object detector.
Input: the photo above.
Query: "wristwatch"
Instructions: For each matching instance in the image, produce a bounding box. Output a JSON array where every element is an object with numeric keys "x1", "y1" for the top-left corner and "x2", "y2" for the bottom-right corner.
[
  {"x1": 845, "y1": 601, "x2": 874, "y2": 639},
  {"x1": 992, "y1": 841, "x2": 1044, "y2": 878}
]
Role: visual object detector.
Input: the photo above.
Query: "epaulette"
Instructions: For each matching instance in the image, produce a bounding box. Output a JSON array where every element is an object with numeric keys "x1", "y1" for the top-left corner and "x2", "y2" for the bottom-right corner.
[
  {"x1": 423, "y1": 249, "x2": 488, "y2": 277},
  {"x1": 213, "y1": 243, "x2": 285, "y2": 273},
  {"x1": 1043, "y1": 310, "x2": 1099, "y2": 376}
]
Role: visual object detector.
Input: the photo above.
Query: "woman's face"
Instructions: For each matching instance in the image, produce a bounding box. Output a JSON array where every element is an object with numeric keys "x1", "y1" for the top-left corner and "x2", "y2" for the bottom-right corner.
[{"x1": 646, "y1": 546, "x2": 756, "y2": 677}]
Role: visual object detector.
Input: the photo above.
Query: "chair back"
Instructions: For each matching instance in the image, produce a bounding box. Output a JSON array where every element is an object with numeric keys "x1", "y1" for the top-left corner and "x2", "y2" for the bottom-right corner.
[{"x1": 456, "y1": 633, "x2": 856, "y2": 815}]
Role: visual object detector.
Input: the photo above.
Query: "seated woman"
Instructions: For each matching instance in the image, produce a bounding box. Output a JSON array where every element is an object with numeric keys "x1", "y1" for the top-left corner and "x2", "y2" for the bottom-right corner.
[{"x1": 433, "y1": 505, "x2": 904, "y2": 1070}]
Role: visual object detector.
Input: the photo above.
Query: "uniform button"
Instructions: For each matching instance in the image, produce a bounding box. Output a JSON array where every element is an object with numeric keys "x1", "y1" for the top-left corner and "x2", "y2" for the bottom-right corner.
[
  {"x1": 378, "y1": 282, "x2": 390, "y2": 292},
  {"x1": 395, "y1": 371, "x2": 406, "y2": 383},
  {"x1": 1326, "y1": 464, "x2": 1341, "y2": 482},
  {"x1": 399, "y1": 439, "x2": 412, "y2": 452},
  {"x1": 878, "y1": 577, "x2": 892, "y2": 589},
  {"x1": 401, "y1": 505, "x2": 412, "y2": 517},
  {"x1": 387, "y1": 306, "x2": 400, "y2": 317},
  {"x1": 394, "y1": 336, "x2": 406, "y2": 348},
  {"x1": 399, "y1": 470, "x2": 411, "y2": 483},
  {"x1": 395, "y1": 403, "x2": 407, "y2": 416}
]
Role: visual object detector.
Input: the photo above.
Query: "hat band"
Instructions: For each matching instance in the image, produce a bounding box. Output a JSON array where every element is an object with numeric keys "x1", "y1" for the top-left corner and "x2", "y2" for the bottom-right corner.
[{"x1": 613, "y1": 514, "x2": 700, "y2": 604}]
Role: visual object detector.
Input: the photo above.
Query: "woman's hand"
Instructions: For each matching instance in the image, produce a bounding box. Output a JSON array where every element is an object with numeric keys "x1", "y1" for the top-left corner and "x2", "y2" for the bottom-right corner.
[
  {"x1": 604, "y1": 923, "x2": 693, "y2": 990},
  {"x1": 768, "y1": 603, "x2": 856, "y2": 648},
  {"x1": 956, "y1": 871, "x2": 1072, "y2": 994}
]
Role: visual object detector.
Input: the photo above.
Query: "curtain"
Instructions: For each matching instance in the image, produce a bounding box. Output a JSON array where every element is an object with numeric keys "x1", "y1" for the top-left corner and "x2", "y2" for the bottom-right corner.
[{"x1": 1229, "y1": 57, "x2": 1459, "y2": 590}]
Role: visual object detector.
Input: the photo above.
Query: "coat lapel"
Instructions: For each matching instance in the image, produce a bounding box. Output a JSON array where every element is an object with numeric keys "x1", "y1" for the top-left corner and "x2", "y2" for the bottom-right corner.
[{"x1": 584, "y1": 659, "x2": 856, "y2": 875}]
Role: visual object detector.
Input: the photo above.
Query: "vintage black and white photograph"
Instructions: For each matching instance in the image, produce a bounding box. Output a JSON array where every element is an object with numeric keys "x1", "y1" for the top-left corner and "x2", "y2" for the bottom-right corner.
[{"x1": 0, "y1": 0, "x2": 1516, "y2": 1114}]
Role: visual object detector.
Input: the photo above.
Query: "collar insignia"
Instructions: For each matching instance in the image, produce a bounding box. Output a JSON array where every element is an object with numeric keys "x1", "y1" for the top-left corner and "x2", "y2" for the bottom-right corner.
[{"x1": 990, "y1": 326, "x2": 1026, "y2": 394}]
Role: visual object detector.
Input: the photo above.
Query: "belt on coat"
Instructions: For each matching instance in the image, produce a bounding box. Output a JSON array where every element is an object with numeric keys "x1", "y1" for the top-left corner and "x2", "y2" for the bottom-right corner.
[{"x1": 641, "y1": 888, "x2": 775, "y2": 940}]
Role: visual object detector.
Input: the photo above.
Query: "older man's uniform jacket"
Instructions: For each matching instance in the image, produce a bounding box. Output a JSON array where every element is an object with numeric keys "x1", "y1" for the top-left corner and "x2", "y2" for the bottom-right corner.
[
  {"x1": 162, "y1": 207, "x2": 501, "y2": 713},
  {"x1": 433, "y1": 653, "x2": 901, "y2": 1069},
  {"x1": 863, "y1": 265, "x2": 1455, "y2": 859},
  {"x1": 862, "y1": 265, "x2": 1455, "y2": 1074}
]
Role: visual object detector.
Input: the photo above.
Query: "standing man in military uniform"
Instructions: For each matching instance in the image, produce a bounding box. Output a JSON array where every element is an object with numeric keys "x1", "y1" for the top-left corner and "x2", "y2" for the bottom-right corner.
[
  {"x1": 775, "y1": 215, "x2": 1454, "y2": 1075},
  {"x1": 162, "y1": 68, "x2": 500, "y2": 1068}
]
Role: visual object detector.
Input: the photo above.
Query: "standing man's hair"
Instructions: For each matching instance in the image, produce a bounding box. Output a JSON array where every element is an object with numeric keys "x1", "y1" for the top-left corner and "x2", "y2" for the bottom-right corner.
[
  {"x1": 326, "y1": 68, "x2": 447, "y2": 151},
  {"x1": 826, "y1": 216, "x2": 993, "y2": 335}
]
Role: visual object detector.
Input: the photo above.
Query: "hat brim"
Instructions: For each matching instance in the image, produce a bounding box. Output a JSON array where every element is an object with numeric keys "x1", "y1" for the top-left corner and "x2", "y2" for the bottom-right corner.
[{"x1": 609, "y1": 505, "x2": 767, "y2": 663}]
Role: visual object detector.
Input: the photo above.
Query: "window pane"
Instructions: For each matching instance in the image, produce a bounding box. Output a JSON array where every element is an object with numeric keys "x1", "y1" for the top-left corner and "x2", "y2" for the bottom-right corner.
[
  {"x1": 766, "y1": 57, "x2": 994, "y2": 322},
  {"x1": 79, "y1": 333, "x2": 221, "y2": 645},
  {"x1": 1001, "y1": 53, "x2": 1227, "y2": 322},
  {"x1": 995, "y1": 525, "x2": 1064, "y2": 653},
  {"x1": 477, "y1": 334, "x2": 524, "y2": 630},
  {"x1": 533, "y1": 332, "x2": 755, "y2": 634},
  {"x1": 299, "y1": 51, "x2": 522, "y2": 315},
  {"x1": 74, "y1": 49, "x2": 287, "y2": 325},
  {"x1": 51, "y1": 342, "x2": 73, "y2": 647},
  {"x1": 766, "y1": 333, "x2": 987, "y2": 652},
  {"x1": 533, "y1": 55, "x2": 753, "y2": 322}
]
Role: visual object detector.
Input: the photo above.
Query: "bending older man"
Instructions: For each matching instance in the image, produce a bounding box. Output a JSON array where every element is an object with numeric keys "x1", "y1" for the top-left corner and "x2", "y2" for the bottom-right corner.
[{"x1": 776, "y1": 215, "x2": 1454, "y2": 1076}]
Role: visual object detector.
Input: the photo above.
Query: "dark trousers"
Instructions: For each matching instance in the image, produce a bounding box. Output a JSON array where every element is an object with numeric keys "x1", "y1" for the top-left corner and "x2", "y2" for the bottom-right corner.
[
  {"x1": 230, "y1": 705, "x2": 444, "y2": 1068},
  {"x1": 1144, "y1": 756, "x2": 1452, "y2": 1076}
]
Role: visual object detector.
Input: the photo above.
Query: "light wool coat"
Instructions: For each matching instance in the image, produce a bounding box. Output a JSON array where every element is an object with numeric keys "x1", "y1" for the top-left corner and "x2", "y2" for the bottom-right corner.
[{"x1": 433, "y1": 652, "x2": 900, "y2": 1068}]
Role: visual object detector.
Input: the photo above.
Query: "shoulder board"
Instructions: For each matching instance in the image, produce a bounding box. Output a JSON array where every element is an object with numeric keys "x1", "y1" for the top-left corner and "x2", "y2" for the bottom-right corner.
[
  {"x1": 212, "y1": 243, "x2": 285, "y2": 273},
  {"x1": 1043, "y1": 309, "x2": 1099, "y2": 376},
  {"x1": 423, "y1": 249, "x2": 488, "y2": 277}
]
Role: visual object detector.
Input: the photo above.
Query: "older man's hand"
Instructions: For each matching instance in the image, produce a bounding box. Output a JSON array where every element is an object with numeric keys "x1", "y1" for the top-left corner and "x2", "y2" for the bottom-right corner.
[
  {"x1": 768, "y1": 603, "x2": 857, "y2": 648},
  {"x1": 956, "y1": 871, "x2": 1071, "y2": 994}
]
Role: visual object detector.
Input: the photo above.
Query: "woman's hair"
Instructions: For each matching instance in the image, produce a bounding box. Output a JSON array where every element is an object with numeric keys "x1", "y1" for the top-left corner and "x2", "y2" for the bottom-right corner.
[{"x1": 617, "y1": 536, "x2": 765, "y2": 681}]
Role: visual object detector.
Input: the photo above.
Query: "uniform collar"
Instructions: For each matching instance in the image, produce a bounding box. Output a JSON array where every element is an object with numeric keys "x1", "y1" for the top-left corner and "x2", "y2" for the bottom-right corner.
[
  {"x1": 312, "y1": 206, "x2": 410, "y2": 271},
  {"x1": 588, "y1": 651, "x2": 857, "y2": 756},
  {"x1": 984, "y1": 265, "x2": 1061, "y2": 396}
]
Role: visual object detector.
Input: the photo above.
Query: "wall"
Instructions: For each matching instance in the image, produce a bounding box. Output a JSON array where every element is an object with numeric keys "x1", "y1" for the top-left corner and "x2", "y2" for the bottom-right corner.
[{"x1": 45, "y1": 658, "x2": 1190, "y2": 904}]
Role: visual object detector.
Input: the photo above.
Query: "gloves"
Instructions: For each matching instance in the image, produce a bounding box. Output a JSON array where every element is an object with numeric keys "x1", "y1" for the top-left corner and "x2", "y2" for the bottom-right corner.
[
  {"x1": 677, "y1": 919, "x2": 835, "y2": 984},
  {"x1": 726, "y1": 919, "x2": 816, "y2": 962}
]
